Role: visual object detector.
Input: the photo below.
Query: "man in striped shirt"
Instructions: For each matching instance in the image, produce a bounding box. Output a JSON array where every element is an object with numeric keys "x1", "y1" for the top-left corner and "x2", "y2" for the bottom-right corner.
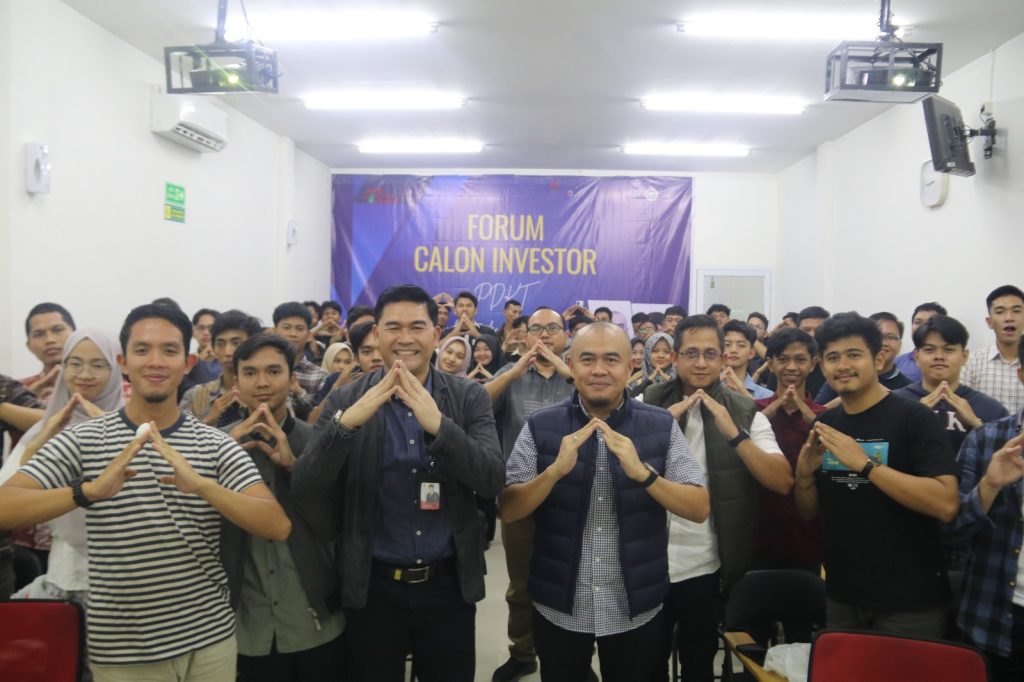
[
  {"x1": 962, "y1": 285, "x2": 1024, "y2": 414},
  {"x1": 0, "y1": 303, "x2": 291, "y2": 682}
]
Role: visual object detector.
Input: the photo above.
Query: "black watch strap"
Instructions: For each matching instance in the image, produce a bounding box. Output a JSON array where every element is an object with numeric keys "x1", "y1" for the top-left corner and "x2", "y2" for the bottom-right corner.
[
  {"x1": 71, "y1": 478, "x2": 94, "y2": 508},
  {"x1": 641, "y1": 463, "x2": 659, "y2": 488},
  {"x1": 860, "y1": 460, "x2": 877, "y2": 479},
  {"x1": 727, "y1": 429, "x2": 750, "y2": 448}
]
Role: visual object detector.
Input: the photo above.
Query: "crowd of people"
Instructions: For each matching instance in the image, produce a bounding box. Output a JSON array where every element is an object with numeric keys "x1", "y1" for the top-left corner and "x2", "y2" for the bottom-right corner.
[{"x1": 0, "y1": 283, "x2": 1022, "y2": 682}]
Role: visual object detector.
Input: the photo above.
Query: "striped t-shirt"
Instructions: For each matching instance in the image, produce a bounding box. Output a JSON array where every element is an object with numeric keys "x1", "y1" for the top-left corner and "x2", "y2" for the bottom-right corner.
[{"x1": 21, "y1": 408, "x2": 263, "y2": 665}]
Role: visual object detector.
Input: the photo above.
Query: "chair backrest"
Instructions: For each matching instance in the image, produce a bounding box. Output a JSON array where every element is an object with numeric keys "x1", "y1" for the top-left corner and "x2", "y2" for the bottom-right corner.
[
  {"x1": 0, "y1": 599, "x2": 84, "y2": 682},
  {"x1": 808, "y1": 629, "x2": 989, "y2": 682},
  {"x1": 724, "y1": 569, "x2": 827, "y2": 641}
]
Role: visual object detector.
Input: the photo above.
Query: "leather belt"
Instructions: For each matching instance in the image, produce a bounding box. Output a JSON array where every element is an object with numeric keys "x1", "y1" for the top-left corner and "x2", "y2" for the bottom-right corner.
[{"x1": 372, "y1": 558, "x2": 454, "y2": 584}]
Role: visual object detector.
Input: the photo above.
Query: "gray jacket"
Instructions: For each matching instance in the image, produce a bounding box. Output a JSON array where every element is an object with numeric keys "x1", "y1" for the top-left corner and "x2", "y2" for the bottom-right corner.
[
  {"x1": 220, "y1": 415, "x2": 342, "y2": 619},
  {"x1": 291, "y1": 367, "x2": 504, "y2": 608}
]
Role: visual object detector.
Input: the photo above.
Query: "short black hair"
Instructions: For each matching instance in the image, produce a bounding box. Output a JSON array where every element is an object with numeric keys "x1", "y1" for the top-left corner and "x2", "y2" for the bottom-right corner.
[
  {"x1": 723, "y1": 320, "x2": 756, "y2": 345},
  {"x1": 674, "y1": 314, "x2": 725, "y2": 351},
  {"x1": 504, "y1": 299, "x2": 522, "y2": 310},
  {"x1": 321, "y1": 301, "x2": 343, "y2": 315},
  {"x1": 912, "y1": 302, "x2": 947, "y2": 318},
  {"x1": 151, "y1": 297, "x2": 183, "y2": 312},
  {"x1": 783, "y1": 312, "x2": 799, "y2": 323},
  {"x1": 232, "y1": 332, "x2": 295, "y2": 376},
  {"x1": 191, "y1": 308, "x2": 220, "y2": 326},
  {"x1": 986, "y1": 285, "x2": 1024, "y2": 310},
  {"x1": 454, "y1": 291, "x2": 478, "y2": 307},
  {"x1": 798, "y1": 306, "x2": 830, "y2": 323},
  {"x1": 912, "y1": 315, "x2": 969, "y2": 349},
  {"x1": 348, "y1": 320, "x2": 376, "y2": 353},
  {"x1": 303, "y1": 300, "x2": 322, "y2": 317},
  {"x1": 869, "y1": 311, "x2": 904, "y2": 338},
  {"x1": 211, "y1": 310, "x2": 263, "y2": 343},
  {"x1": 631, "y1": 336, "x2": 645, "y2": 348},
  {"x1": 706, "y1": 303, "x2": 731, "y2": 317},
  {"x1": 530, "y1": 306, "x2": 565, "y2": 326},
  {"x1": 25, "y1": 302, "x2": 76, "y2": 336},
  {"x1": 375, "y1": 285, "x2": 439, "y2": 325},
  {"x1": 765, "y1": 328, "x2": 818, "y2": 359},
  {"x1": 631, "y1": 312, "x2": 651, "y2": 324},
  {"x1": 649, "y1": 312, "x2": 665, "y2": 327},
  {"x1": 594, "y1": 306, "x2": 613, "y2": 318},
  {"x1": 346, "y1": 305, "x2": 374, "y2": 329},
  {"x1": 815, "y1": 312, "x2": 882, "y2": 357},
  {"x1": 568, "y1": 314, "x2": 591, "y2": 331},
  {"x1": 747, "y1": 312, "x2": 769, "y2": 328},
  {"x1": 273, "y1": 302, "x2": 312, "y2": 327},
  {"x1": 512, "y1": 316, "x2": 529, "y2": 330},
  {"x1": 119, "y1": 303, "x2": 192, "y2": 354},
  {"x1": 665, "y1": 305, "x2": 687, "y2": 318}
]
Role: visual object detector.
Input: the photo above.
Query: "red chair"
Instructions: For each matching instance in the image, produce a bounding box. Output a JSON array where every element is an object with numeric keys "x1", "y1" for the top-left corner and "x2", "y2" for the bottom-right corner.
[
  {"x1": 0, "y1": 599, "x2": 85, "y2": 681},
  {"x1": 809, "y1": 629, "x2": 989, "y2": 682}
]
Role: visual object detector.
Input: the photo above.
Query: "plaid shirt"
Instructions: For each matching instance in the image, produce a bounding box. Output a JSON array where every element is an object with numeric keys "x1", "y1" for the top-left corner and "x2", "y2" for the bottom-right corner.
[
  {"x1": 0, "y1": 374, "x2": 44, "y2": 438},
  {"x1": 946, "y1": 410, "x2": 1024, "y2": 656},
  {"x1": 506, "y1": 407, "x2": 705, "y2": 636},
  {"x1": 961, "y1": 346, "x2": 1024, "y2": 414}
]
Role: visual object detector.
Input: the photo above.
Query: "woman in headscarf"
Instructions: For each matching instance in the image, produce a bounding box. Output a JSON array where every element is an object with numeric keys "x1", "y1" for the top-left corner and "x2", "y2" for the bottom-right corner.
[
  {"x1": 0, "y1": 328, "x2": 124, "y2": 606},
  {"x1": 628, "y1": 331, "x2": 676, "y2": 397},
  {"x1": 468, "y1": 334, "x2": 504, "y2": 383},
  {"x1": 435, "y1": 335, "x2": 472, "y2": 376}
]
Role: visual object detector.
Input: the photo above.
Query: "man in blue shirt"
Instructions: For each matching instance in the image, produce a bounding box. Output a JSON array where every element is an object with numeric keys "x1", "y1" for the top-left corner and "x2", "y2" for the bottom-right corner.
[
  {"x1": 946, "y1": 339, "x2": 1024, "y2": 682},
  {"x1": 293, "y1": 285, "x2": 503, "y2": 682}
]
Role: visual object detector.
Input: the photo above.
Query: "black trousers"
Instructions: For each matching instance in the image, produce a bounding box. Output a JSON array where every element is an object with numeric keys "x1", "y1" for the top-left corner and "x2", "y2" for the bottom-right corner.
[
  {"x1": 984, "y1": 605, "x2": 1024, "y2": 682},
  {"x1": 345, "y1": 571, "x2": 476, "y2": 682},
  {"x1": 533, "y1": 607, "x2": 663, "y2": 682},
  {"x1": 238, "y1": 634, "x2": 345, "y2": 682},
  {"x1": 652, "y1": 572, "x2": 722, "y2": 682}
]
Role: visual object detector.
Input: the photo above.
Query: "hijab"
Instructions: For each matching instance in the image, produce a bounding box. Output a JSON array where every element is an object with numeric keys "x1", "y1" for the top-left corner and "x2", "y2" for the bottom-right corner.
[
  {"x1": 322, "y1": 342, "x2": 354, "y2": 372},
  {"x1": 472, "y1": 334, "x2": 504, "y2": 376},
  {"x1": 435, "y1": 335, "x2": 472, "y2": 377},
  {"x1": 642, "y1": 332, "x2": 676, "y2": 384}
]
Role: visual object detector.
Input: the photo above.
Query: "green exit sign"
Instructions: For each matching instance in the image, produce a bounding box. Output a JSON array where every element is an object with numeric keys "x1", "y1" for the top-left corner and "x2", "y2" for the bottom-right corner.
[{"x1": 165, "y1": 182, "x2": 185, "y2": 205}]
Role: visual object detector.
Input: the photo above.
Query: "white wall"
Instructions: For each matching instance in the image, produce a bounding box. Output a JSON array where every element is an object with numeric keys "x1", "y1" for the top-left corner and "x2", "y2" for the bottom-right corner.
[
  {"x1": 1, "y1": 0, "x2": 333, "y2": 377},
  {"x1": 777, "y1": 31, "x2": 1024, "y2": 353},
  {"x1": 331, "y1": 167, "x2": 780, "y2": 318}
]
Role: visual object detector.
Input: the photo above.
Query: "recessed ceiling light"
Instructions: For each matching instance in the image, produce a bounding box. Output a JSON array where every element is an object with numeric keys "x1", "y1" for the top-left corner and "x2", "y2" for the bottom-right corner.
[
  {"x1": 225, "y1": 10, "x2": 439, "y2": 42},
  {"x1": 642, "y1": 92, "x2": 807, "y2": 115},
  {"x1": 622, "y1": 142, "x2": 750, "y2": 157},
  {"x1": 303, "y1": 90, "x2": 466, "y2": 110},
  {"x1": 357, "y1": 139, "x2": 484, "y2": 154},
  {"x1": 676, "y1": 14, "x2": 909, "y2": 41}
]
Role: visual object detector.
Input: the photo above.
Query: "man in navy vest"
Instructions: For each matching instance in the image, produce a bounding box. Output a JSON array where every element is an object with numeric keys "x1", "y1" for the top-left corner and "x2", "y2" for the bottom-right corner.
[{"x1": 500, "y1": 322, "x2": 709, "y2": 682}]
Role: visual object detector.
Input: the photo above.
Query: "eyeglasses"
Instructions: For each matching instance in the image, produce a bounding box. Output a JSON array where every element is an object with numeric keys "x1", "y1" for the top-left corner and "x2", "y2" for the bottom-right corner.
[
  {"x1": 194, "y1": 324, "x2": 213, "y2": 333},
  {"x1": 528, "y1": 323, "x2": 564, "y2": 335},
  {"x1": 881, "y1": 333, "x2": 901, "y2": 343},
  {"x1": 64, "y1": 359, "x2": 112, "y2": 376},
  {"x1": 638, "y1": 325, "x2": 656, "y2": 334},
  {"x1": 679, "y1": 349, "x2": 721, "y2": 363}
]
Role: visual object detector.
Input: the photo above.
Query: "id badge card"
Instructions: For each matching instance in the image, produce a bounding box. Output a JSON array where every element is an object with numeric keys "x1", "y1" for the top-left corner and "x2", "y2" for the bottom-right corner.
[{"x1": 417, "y1": 473, "x2": 442, "y2": 511}]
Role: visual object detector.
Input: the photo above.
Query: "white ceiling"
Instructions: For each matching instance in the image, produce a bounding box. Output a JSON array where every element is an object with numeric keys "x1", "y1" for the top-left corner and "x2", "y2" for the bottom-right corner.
[{"x1": 63, "y1": 0, "x2": 1024, "y2": 173}]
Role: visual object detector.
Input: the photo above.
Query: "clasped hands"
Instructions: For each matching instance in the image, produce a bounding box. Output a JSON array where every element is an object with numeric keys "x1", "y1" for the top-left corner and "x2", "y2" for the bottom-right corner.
[
  {"x1": 337, "y1": 361, "x2": 443, "y2": 435},
  {"x1": 547, "y1": 418, "x2": 648, "y2": 483}
]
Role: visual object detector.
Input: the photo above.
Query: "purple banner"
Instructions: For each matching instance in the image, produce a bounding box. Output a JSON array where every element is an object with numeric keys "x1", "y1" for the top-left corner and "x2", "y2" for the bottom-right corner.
[{"x1": 331, "y1": 175, "x2": 692, "y2": 329}]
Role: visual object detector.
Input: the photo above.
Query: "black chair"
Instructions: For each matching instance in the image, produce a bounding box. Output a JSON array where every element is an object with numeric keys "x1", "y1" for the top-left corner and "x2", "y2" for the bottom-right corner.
[
  {"x1": 13, "y1": 545, "x2": 43, "y2": 591},
  {"x1": 720, "y1": 569, "x2": 826, "y2": 680}
]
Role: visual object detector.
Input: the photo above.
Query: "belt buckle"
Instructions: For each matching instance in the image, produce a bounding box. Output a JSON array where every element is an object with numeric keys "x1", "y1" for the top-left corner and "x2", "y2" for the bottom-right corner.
[{"x1": 406, "y1": 566, "x2": 430, "y2": 584}]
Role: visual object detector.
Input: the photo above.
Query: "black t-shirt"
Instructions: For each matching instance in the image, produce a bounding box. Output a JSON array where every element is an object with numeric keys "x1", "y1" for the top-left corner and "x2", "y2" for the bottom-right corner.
[{"x1": 815, "y1": 394, "x2": 957, "y2": 610}]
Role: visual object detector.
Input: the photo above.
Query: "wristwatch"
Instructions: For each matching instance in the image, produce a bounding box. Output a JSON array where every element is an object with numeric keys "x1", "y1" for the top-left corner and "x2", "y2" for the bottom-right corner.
[
  {"x1": 859, "y1": 460, "x2": 878, "y2": 479},
  {"x1": 641, "y1": 462, "x2": 660, "y2": 488},
  {"x1": 71, "y1": 477, "x2": 94, "y2": 508},
  {"x1": 333, "y1": 409, "x2": 359, "y2": 436},
  {"x1": 727, "y1": 428, "x2": 751, "y2": 448}
]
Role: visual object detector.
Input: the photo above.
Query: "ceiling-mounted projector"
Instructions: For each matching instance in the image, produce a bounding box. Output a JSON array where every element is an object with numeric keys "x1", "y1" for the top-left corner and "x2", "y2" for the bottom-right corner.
[
  {"x1": 824, "y1": 0, "x2": 941, "y2": 103},
  {"x1": 164, "y1": 0, "x2": 279, "y2": 95}
]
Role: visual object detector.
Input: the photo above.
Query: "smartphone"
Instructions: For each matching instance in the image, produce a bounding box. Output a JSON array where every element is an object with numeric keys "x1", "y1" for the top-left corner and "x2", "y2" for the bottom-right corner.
[{"x1": 576, "y1": 300, "x2": 585, "y2": 308}]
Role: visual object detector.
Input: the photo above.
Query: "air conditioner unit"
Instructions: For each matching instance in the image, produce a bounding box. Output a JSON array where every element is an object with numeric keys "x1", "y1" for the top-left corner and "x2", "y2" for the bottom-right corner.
[{"x1": 151, "y1": 92, "x2": 229, "y2": 152}]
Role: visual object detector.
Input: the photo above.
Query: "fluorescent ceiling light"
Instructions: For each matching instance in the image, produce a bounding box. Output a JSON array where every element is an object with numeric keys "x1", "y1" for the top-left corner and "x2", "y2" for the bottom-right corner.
[
  {"x1": 622, "y1": 142, "x2": 750, "y2": 157},
  {"x1": 303, "y1": 90, "x2": 466, "y2": 110},
  {"x1": 225, "y1": 10, "x2": 438, "y2": 43},
  {"x1": 642, "y1": 92, "x2": 807, "y2": 115},
  {"x1": 357, "y1": 139, "x2": 484, "y2": 154},
  {"x1": 677, "y1": 14, "x2": 909, "y2": 41}
]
